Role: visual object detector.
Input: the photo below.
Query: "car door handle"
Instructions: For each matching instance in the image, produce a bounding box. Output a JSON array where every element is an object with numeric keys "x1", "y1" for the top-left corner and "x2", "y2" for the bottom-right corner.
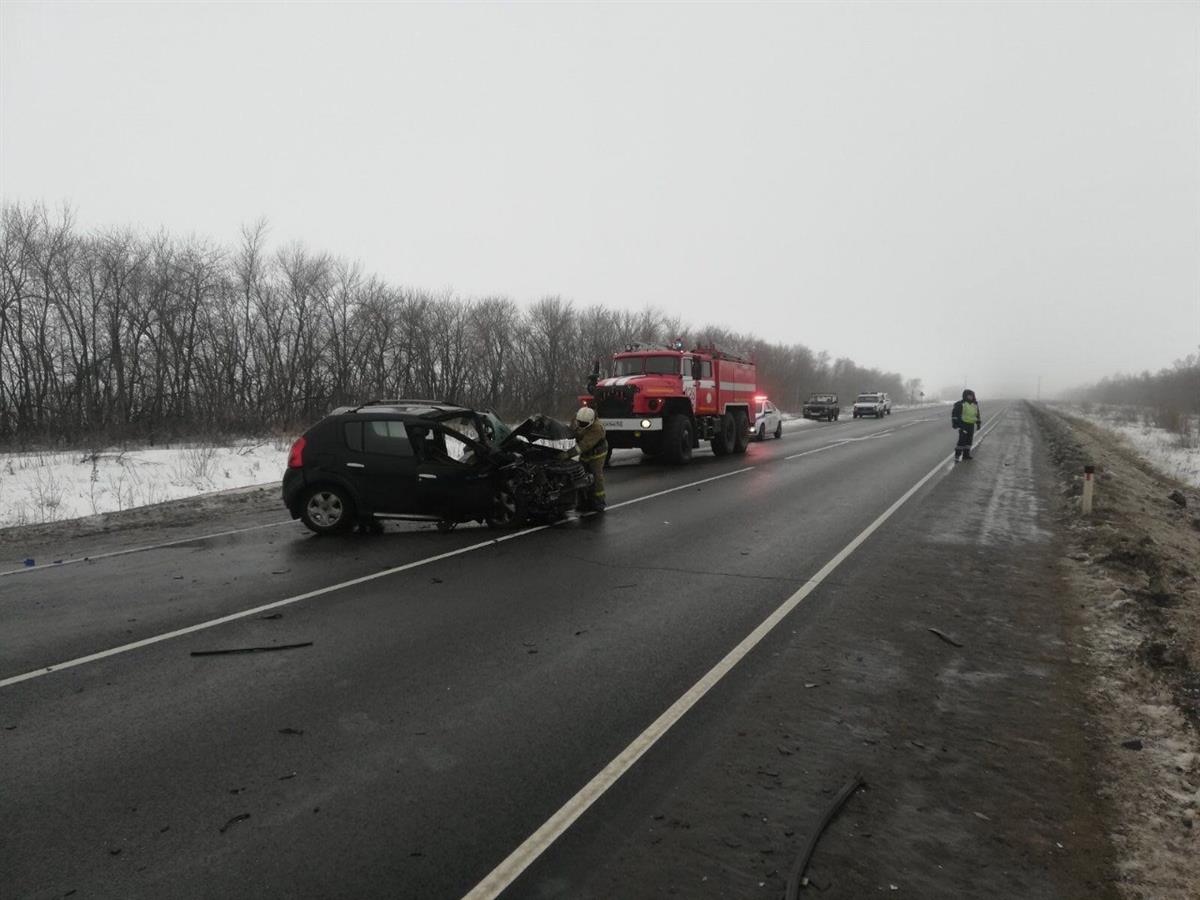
[
  {"x1": 419, "y1": 473, "x2": 437, "y2": 480},
  {"x1": 346, "y1": 462, "x2": 365, "y2": 469}
]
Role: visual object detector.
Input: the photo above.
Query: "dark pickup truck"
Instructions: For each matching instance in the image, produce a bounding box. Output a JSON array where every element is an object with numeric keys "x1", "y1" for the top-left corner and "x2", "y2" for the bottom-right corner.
[{"x1": 802, "y1": 393, "x2": 840, "y2": 421}]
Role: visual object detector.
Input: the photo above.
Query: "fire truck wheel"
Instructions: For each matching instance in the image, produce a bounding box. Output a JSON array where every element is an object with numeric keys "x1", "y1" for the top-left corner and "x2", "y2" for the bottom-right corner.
[
  {"x1": 710, "y1": 413, "x2": 735, "y2": 456},
  {"x1": 732, "y1": 410, "x2": 750, "y2": 453},
  {"x1": 662, "y1": 414, "x2": 693, "y2": 464}
]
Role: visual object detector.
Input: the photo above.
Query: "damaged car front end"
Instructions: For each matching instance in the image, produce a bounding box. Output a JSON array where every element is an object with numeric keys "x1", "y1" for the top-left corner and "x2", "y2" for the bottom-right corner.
[{"x1": 281, "y1": 401, "x2": 591, "y2": 535}]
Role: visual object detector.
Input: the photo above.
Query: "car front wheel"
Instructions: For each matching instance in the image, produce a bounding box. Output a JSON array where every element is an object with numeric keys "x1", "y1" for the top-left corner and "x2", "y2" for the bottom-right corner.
[
  {"x1": 300, "y1": 485, "x2": 354, "y2": 535},
  {"x1": 487, "y1": 479, "x2": 526, "y2": 529}
]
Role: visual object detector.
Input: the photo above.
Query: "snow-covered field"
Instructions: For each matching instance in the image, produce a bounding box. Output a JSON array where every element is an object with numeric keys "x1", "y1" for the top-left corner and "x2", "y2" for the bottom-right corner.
[
  {"x1": 1056, "y1": 404, "x2": 1200, "y2": 488},
  {"x1": 0, "y1": 441, "x2": 289, "y2": 528}
]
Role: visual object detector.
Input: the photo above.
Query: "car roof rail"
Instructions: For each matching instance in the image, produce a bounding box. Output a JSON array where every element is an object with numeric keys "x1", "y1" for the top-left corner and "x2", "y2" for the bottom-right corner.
[{"x1": 359, "y1": 398, "x2": 451, "y2": 407}]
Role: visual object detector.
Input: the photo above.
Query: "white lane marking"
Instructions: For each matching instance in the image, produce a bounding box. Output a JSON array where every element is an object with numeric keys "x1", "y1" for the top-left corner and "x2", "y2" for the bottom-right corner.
[
  {"x1": 0, "y1": 467, "x2": 755, "y2": 690},
  {"x1": 0, "y1": 520, "x2": 296, "y2": 578},
  {"x1": 785, "y1": 441, "x2": 848, "y2": 460},
  {"x1": 605, "y1": 466, "x2": 753, "y2": 511},
  {"x1": 461, "y1": 410, "x2": 1009, "y2": 900},
  {"x1": 0, "y1": 532, "x2": 542, "y2": 689},
  {"x1": 2, "y1": 408, "x2": 990, "y2": 687}
]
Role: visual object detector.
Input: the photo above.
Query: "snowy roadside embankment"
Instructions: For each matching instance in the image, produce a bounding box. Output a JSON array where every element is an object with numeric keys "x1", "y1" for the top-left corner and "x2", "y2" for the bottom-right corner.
[
  {"x1": 0, "y1": 442, "x2": 288, "y2": 528},
  {"x1": 1051, "y1": 404, "x2": 1200, "y2": 488}
]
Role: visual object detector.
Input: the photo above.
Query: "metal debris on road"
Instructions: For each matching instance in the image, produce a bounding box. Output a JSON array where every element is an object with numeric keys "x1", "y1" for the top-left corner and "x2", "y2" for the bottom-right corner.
[
  {"x1": 927, "y1": 627, "x2": 964, "y2": 648},
  {"x1": 190, "y1": 641, "x2": 312, "y2": 656}
]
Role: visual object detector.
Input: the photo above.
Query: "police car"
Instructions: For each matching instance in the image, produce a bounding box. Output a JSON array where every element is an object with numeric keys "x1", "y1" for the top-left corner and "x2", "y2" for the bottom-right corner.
[{"x1": 753, "y1": 396, "x2": 784, "y2": 440}]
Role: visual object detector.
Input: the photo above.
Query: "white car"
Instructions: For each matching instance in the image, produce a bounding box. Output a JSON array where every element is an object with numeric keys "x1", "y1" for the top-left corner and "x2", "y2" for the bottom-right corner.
[
  {"x1": 852, "y1": 392, "x2": 890, "y2": 418},
  {"x1": 752, "y1": 397, "x2": 783, "y2": 440}
]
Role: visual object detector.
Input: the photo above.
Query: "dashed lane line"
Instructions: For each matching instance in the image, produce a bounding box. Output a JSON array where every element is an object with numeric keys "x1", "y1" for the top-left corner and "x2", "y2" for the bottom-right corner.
[{"x1": 460, "y1": 409, "x2": 1008, "y2": 900}]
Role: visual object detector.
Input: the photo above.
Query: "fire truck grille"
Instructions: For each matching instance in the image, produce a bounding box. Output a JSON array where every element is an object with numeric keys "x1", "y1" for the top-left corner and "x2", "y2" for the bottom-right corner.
[{"x1": 593, "y1": 385, "x2": 635, "y2": 418}]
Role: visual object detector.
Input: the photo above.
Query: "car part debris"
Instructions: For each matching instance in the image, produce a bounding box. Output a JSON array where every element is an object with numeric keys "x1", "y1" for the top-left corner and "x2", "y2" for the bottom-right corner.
[
  {"x1": 784, "y1": 774, "x2": 864, "y2": 900},
  {"x1": 928, "y1": 627, "x2": 964, "y2": 648},
  {"x1": 219, "y1": 813, "x2": 250, "y2": 834},
  {"x1": 190, "y1": 642, "x2": 312, "y2": 656}
]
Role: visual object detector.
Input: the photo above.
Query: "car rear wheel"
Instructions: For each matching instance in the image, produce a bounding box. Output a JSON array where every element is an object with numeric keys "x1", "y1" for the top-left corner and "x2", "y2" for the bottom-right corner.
[
  {"x1": 300, "y1": 485, "x2": 353, "y2": 535},
  {"x1": 774, "y1": 421, "x2": 783, "y2": 439}
]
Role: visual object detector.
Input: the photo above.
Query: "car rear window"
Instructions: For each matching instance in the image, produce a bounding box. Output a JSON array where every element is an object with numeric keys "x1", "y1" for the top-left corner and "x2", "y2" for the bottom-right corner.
[{"x1": 363, "y1": 420, "x2": 413, "y2": 457}]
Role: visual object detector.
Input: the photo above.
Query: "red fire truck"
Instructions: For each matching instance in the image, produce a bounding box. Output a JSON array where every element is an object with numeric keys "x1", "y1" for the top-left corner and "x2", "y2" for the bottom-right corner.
[{"x1": 580, "y1": 342, "x2": 758, "y2": 464}]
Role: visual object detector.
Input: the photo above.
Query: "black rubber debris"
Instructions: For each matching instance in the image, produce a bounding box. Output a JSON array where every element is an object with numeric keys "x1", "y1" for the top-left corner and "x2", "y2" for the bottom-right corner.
[
  {"x1": 928, "y1": 627, "x2": 964, "y2": 648},
  {"x1": 191, "y1": 642, "x2": 312, "y2": 656}
]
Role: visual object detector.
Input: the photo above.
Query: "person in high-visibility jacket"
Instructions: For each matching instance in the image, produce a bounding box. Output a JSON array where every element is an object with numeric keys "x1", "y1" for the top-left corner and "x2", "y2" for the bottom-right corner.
[
  {"x1": 571, "y1": 406, "x2": 608, "y2": 511},
  {"x1": 951, "y1": 389, "x2": 982, "y2": 461}
]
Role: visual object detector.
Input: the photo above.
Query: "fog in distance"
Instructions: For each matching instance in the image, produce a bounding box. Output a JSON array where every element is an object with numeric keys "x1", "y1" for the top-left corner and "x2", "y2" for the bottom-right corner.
[{"x1": 2, "y1": 1, "x2": 1196, "y2": 398}]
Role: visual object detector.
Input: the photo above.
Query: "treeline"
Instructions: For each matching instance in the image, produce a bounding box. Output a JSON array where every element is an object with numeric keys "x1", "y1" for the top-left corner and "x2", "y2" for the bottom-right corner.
[
  {"x1": 0, "y1": 204, "x2": 915, "y2": 446},
  {"x1": 1077, "y1": 353, "x2": 1200, "y2": 418}
]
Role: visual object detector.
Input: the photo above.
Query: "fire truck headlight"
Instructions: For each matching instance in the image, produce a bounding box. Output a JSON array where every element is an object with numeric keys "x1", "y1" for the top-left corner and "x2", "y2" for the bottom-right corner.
[{"x1": 640, "y1": 419, "x2": 652, "y2": 429}]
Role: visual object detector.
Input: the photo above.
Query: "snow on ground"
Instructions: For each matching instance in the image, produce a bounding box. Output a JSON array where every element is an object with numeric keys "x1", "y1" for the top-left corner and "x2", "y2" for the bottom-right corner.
[
  {"x1": 1055, "y1": 404, "x2": 1200, "y2": 488},
  {"x1": 0, "y1": 441, "x2": 290, "y2": 528}
]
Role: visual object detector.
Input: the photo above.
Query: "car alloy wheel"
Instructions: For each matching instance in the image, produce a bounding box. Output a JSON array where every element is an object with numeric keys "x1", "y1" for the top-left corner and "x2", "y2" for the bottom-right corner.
[{"x1": 301, "y1": 486, "x2": 353, "y2": 535}]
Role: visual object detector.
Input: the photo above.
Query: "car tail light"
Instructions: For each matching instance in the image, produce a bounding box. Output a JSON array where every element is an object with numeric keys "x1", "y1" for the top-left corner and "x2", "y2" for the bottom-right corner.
[{"x1": 288, "y1": 436, "x2": 306, "y2": 468}]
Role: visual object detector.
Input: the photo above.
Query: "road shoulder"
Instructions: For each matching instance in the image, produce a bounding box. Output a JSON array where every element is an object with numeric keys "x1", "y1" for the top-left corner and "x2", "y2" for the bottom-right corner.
[
  {"x1": 520, "y1": 404, "x2": 1118, "y2": 898},
  {"x1": 1032, "y1": 404, "x2": 1200, "y2": 900}
]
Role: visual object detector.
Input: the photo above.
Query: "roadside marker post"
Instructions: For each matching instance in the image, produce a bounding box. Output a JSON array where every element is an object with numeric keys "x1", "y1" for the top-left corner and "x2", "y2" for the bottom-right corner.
[{"x1": 1082, "y1": 464, "x2": 1095, "y2": 515}]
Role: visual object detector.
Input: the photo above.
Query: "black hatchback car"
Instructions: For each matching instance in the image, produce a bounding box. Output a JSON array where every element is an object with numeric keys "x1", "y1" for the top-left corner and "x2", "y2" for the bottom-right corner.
[{"x1": 282, "y1": 400, "x2": 591, "y2": 534}]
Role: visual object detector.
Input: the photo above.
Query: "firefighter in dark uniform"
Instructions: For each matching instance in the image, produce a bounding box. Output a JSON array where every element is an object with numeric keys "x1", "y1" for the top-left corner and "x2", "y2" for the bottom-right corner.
[
  {"x1": 571, "y1": 406, "x2": 608, "y2": 511},
  {"x1": 951, "y1": 389, "x2": 982, "y2": 461}
]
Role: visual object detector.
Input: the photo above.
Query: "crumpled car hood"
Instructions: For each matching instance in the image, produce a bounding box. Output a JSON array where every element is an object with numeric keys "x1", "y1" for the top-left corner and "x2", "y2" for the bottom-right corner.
[{"x1": 501, "y1": 414, "x2": 575, "y2": 449}]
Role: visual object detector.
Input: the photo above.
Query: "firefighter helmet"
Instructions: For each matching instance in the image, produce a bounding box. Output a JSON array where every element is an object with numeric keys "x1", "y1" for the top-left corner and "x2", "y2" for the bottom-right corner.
[{"x1": 575, "y1": 406, "x2": 596, "y2": 426}]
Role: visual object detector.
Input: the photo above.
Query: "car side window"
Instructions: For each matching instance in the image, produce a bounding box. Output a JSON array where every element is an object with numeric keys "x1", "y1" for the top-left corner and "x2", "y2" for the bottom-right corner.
[
  {"x1": 363, "y1": 420, "x2": 413, "y2": 457},
  {"x1": 701, "y1": 361, "x2": 712, "y2": 379}
]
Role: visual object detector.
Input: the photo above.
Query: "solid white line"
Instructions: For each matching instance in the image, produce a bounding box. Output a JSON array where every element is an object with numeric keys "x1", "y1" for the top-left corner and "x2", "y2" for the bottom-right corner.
[
  {"x1": 461, "y1": 410, "x2": 1009, "y2": 900},
  {"x1": 0, "y1": 467, "x2": 755, "y2": 690},
  {"x1": 0, "y1": 520, "x2": 296, "y2": 578},
  {"x1": 0, "y1": 533, "x2": 534, "y2": 689},
  {"x1": 605, "y1": 466, "x2": 754, "y2": 511}
]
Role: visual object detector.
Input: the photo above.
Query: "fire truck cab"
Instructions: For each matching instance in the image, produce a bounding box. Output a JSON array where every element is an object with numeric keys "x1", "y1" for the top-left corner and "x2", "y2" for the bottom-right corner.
[{"x1": 581, "y1": 342, "x2": 758, "y2": 464}]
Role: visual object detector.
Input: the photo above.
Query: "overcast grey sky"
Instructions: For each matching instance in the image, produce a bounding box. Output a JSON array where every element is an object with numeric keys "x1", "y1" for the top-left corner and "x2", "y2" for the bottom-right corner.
[{"x1": 2, "y1": 1, "x2": 1197, "y2": 398}]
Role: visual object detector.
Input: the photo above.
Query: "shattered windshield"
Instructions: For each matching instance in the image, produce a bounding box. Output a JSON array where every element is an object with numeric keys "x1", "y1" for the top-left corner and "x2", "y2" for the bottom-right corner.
[{"x1": 478, "y1": 411, "x2": 512, "y2": 447}]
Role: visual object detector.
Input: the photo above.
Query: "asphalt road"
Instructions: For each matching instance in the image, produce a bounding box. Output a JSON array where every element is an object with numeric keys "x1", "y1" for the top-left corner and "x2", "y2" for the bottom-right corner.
[{"x1": 1, "y1": 405, "x2": 1114, "y2": 899}]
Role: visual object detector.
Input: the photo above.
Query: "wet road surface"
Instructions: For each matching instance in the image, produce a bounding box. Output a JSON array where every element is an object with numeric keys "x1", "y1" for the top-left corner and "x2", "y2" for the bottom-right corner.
[{"x1": 2, "y1": 405, "x2": 1115, "y2": 898}]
